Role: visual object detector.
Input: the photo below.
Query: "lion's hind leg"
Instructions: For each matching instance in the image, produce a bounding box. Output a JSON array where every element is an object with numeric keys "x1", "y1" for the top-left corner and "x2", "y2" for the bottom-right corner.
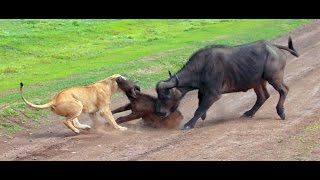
[
  {"x1": 72, "y1": 118, "x2": 91, "y2": 130},
  {"x1": 55, "y1": 101, "x2": 83, "y2": 134}
]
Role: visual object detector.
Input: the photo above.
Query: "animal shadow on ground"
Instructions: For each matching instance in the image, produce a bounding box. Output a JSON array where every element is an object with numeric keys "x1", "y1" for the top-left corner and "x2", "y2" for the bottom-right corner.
[
  {"x1": 29, "y1": 130, "x2": 80, "y2": 139},
  {"x1": 196, "y1": 115, "x2": 277, "y2": 128}
]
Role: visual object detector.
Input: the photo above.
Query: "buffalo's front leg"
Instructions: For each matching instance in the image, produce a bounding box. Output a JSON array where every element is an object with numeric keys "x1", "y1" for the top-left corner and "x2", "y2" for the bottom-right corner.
[
  {"x1": 116, "y1": 113, "x2": 141, "y2": 124},
  {"x1": 198, "y1": 90, "x2": 207, "y2": 120},
  {"x1": 183, "y1": 92, "x2": 221, "y2": 130},
  {"x1": 112, "y1": 103, "x2": 131, "y2": 114}
]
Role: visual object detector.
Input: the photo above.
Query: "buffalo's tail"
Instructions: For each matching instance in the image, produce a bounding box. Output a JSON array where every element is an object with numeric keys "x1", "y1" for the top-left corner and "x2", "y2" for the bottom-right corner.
[{"x1": 273, "y1": 36, "x2": 299, "y2": 57}]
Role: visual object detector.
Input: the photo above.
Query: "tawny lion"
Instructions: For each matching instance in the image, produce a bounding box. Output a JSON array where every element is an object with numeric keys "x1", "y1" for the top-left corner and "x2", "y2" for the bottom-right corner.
[{"x1": 20, "y1": 74, "x2": 127, "y2": 134}]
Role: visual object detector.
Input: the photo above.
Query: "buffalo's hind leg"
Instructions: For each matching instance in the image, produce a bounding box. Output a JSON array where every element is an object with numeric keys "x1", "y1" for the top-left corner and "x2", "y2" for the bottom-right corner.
[
  {"x1": 268, "y1": 79, "x2": 288, "y2": 120},
  {"x1": 264, "y1": 49, "x2": 288, "y2": 120},
  {"x1": 183, "y1": 91, "x2": 221, "y2": 130},
  {"x1": 242, "y1": 81, "x2": 269, "y2": 118},
  {"x1": 261, "y1": 80, "x2": 270, "y2": 99}
]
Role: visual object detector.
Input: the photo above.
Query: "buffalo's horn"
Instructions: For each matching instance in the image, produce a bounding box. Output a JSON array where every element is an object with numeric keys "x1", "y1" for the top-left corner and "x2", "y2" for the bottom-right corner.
[
  {"x1": 175, "y1": 74, "x2": 179, "y2": 86},
  {"x1": 157, "y1": 81, "x2": 176, "y2": 89}
]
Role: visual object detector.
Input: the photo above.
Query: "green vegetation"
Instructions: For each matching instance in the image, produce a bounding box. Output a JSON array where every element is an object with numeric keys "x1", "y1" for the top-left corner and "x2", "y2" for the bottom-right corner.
[
  {"x1": 0, "y1": 106, "x2": 19, "y2": 118},
  {"x1": 0, "y1": 121, "x2": 21, "y2": 135}
]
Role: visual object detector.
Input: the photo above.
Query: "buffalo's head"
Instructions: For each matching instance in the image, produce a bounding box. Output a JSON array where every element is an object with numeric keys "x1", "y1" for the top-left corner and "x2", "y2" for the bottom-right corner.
[
  {"x1": 155, "y1": 71, "x2": 182, "y2": 117},
  {"x1": 116, "y1": 76, "x2": 140, "y2": 99}
]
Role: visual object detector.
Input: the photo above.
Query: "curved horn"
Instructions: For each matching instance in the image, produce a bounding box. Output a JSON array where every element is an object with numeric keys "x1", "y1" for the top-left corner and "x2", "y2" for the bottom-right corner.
[
  {"x1": 175, "y1": 74, "x2": 180, "y2": 86},
  {"x1": 168, "y1": 70, "x2": 172, "y2": 78},
  {"x1": 157, "y1": 81, "x2": 176, "y2": 90}
]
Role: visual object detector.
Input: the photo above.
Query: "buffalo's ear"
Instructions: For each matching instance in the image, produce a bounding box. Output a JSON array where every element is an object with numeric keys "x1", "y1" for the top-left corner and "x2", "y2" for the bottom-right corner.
[
  {"x1": 168, "y1": 70, "x2": 172, "y2": 78},
  {"x1": 134, "y1": 85, "x2": 141, "y2": 92},
  {"x1": 127, "y1": 89, "x2": 137, "y2": 99}
]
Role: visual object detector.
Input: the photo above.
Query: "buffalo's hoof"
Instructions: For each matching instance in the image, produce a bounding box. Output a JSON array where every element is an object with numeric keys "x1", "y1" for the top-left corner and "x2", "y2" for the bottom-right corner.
[
  {"x1": 279, "y1": 113, "x2": 285, "y2": 120},
  {"x1": 182, "y1": 124, "x2": 194, "y2": 130},
  {"x1": 116, "y1": 119, "x2": 124, "y2": 124},
  {"x1": 277, "y1": 107, "x2": 285, "y2": 120},
  {"x1": 241, "y1": 112, "x2": 253, "y2": 118},
  {"x1": 201, "y1": 113, "x2": 207, "y2": 120}
]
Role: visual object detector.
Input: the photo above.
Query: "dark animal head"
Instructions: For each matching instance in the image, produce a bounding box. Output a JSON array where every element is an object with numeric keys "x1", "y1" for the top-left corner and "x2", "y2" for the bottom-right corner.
[
  {"x1": 116, "y1": 76, "x2": 140, "y2": 99},
  {"x1": 155, "y1": 71, "x2": 182, "y2": 117}
]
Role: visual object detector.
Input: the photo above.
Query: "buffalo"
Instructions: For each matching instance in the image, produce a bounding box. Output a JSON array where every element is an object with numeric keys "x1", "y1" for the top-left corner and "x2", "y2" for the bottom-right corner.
[
  {"x1": 155, "y1": 37, "x2": 299, "y2": 130},
  {"x1": 112, "y1": 77, "x2": 183, "y2": 128}
]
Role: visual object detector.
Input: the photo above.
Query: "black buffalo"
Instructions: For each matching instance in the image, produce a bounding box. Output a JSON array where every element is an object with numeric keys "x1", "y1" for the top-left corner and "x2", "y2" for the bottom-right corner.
[{"x1": 155, "y1": 37, "x2": 299, "y2": 130}]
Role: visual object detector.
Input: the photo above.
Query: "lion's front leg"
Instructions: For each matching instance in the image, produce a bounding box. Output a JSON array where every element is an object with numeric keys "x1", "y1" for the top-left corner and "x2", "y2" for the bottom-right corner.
[{"x1": 101, "y1": 106, "x2": 127, "y2": 131}]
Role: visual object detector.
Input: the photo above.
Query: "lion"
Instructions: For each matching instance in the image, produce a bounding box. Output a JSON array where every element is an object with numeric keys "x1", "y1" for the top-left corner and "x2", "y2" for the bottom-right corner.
[{"x1": 20, "y1": 74, "x2": 127, "y2": 134}]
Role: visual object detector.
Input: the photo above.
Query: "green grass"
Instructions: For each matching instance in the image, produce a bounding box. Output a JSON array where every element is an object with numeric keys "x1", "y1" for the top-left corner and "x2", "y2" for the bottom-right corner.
[
  {"x1": 0, "y1": 103, "x2": 49, "y2": 137},
  {"x1": 0, "y1": 106, "x2": 19, "y2": 118},
  {"x1": 0, "y1": 19, "x2": 311, "y2": 92},
  {"x1": 0, "y1": 19, "x2": 312, "y2": 134},
  {"x1": 286, "y1": 117, "x2": 320, "y2": 160},
  {"x1": 305, "y1": 120, "x2": 320, "y2": 132},
  {"x1": 21, "y1": 107, "x2": 48, "y2": 122},
  {"x1": 0, "y1": 121, "x2": 21, "y2": 134}
]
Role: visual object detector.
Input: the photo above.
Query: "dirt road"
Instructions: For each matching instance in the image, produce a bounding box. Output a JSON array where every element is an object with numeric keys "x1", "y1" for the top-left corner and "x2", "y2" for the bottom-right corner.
[{"x1": 1, "y1": 20, "x2": 320, "y2": 161}]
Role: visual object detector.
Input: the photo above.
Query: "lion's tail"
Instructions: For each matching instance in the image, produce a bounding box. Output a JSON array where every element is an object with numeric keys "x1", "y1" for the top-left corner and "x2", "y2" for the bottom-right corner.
[{"x1": 20, "y1": 82, "x2": 53, "y2": 109}]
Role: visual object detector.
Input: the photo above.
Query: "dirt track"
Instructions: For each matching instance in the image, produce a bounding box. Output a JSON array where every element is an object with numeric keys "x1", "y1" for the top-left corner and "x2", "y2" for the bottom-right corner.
[{"x1": 1, "y1": 20, "x2": 320, "y2": 161}]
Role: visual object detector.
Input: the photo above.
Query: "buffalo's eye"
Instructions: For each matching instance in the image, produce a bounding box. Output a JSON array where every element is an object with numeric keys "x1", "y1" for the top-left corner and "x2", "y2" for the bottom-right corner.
[
  {"x1": 157, "y1": 98, "x2": 167, "y2": 106},
  {"x1": 160, "y1": 94, "x2": 170, "y2": 100},
  {"x1": 158, "y1": 89, "x2": 170, "y2": 99}
]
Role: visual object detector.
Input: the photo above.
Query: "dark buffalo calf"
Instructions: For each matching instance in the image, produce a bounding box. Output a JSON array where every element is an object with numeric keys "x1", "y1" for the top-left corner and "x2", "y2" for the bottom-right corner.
[{"x1": 112, "y1": 77, "x2": 183, "y2": 129}]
